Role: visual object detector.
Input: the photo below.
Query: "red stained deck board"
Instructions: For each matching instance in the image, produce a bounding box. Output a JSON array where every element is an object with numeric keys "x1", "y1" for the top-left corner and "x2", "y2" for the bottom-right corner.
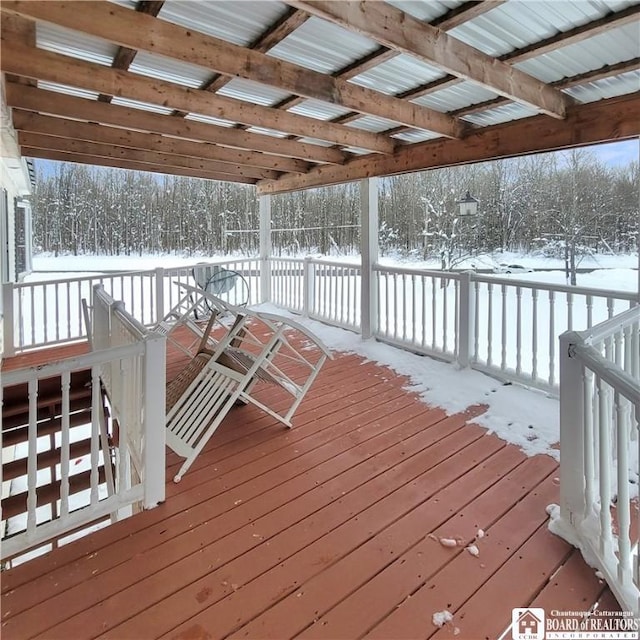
[
  {"x1": 35, "y1": 413, "x2": 490, "y2": 639},
  {"x1": 5, "y1": 389, "x2": 434, "y2": 619},
  {"x1": 2, "y1": 341, "x2": 90, "y2": 372},
  {"x1": 363, "y1": 474, "x2": 561, "y2": 640},
  {"x1": 1, "y1": 334, "x2": 618, "y2": 640},
  {"x1": 146, "y1": 439, "x2": 518, "y2": 640},
  {"x1": 256, "y1": 457, "x2": 558, "y2": 640}
]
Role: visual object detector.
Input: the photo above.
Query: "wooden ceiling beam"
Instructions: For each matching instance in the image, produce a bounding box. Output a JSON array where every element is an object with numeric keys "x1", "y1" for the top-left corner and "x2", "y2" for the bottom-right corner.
[
  {"x1": 0, "y1": 13, "x2": 35, "y2": 87},
  {"x1": 22, "y1": 148, "x2": 257, "y2": 184},
  {"x1": 11, "y1": 111, "x2": 310, "y2": 174},
  {"x1": 504, "y1": 4, "x2": 640, "y2": 64},
  {"x1": 258, "y1": 92, "x2": 640, "y2": 194},
  {"x1": 450, "y1": 58, "x2": 640, "y2": 119},
  {"x1": 200, "y1": 7, "x2": 310, "y2": 96},
  {"x1": 269, "y1": 1, "x2": 504, "y2": 132},
  {"x1": 386, "y1": 5, "x2": 640, "y2": 108},
  {"x1": 98, "y1": 0, "x2": 165, "y2": 103},
  {"x1": 18, "y1": 132, "x2": 280, "y2": 180},
  {"x1": 289, "y1": 1, "x2": 573, "y2": 119},
  {"x1": 0, "y1": 43, "x2": 396, "y2": 154},
  {"x1": 1, "y1": 0, "x2": 465, "y2": 139},
  {"x1": 4, "y1": 84, "x2": 348, "y2": 164}
]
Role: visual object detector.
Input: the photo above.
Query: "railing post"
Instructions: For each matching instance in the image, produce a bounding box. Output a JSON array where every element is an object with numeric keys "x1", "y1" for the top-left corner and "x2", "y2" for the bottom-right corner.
[
  {"x1": 259, "y1": 194, "x2": 272, "y2": 304},
  {"x1": 559, "y1": 330, "x2": 587, "y2": 524},
  {"x1": 456, "y1": 271, "x2": 475, "y2": 368},
  {"x1": 142, "y1": 333, "x2": 166, "y2": 508},
  {"x1": 154, "y1": 267, "x2": 165, "y2": 324},
  {"x1": 360, "y1": 178, "x2": 379, "y2": 339},
  {"x1": 2, "y1": 283, "x2": 16, "y2": 356},
  {"x1": 303, "y1": 257, "x2": 315, "y2": 317}
]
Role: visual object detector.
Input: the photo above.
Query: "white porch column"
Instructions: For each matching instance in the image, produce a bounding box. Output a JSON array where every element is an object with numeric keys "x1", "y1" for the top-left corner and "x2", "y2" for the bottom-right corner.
[
  {"x1": 360, "y1": 178, "x2": 378, "y2": 339},
  {"x1": 259, "y1": 194, "x2": 271, "y2": 304}
]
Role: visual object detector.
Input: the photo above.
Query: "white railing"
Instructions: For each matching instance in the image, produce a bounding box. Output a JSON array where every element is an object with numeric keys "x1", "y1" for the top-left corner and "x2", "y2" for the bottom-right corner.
[
  {"x1": 373, "y1": 264, "x2": 637, "y2": 392},
  {"x1": 270, "y1": 257, "x2": 361, "y2": 332},
  {"x1": 1, "y1": 287, "x2": 165, "y2": 561},
  {"x1": 2, "y1": 258, "x2": 260, "y2": 354},
  {"x1": 556, "y1": 305, "x2": 640, "y2": 615},
  {"x1": 375, "y1": 265, "x2": 462, "y2": 361},
  {"x1": 4, "y1": 257, "x2": 636, "y2": 394},
  {"x1": 471, "y1": 275, "x2": 637, "y2": 392}
]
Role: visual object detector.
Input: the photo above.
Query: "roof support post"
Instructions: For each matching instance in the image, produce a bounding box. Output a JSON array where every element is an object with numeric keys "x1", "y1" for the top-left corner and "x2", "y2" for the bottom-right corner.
[
  {"x1": 259, "y1": 193, "x2": 272, "y2": 304},
  {"x1": 360, "y1": 177, "x2": 378, "y2": 339}
]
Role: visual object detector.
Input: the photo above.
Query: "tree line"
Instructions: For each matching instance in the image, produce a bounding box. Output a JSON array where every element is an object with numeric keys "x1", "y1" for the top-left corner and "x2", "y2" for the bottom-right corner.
[{"x1": 33, "y1": 148, "x2": 638, "y2": 272}]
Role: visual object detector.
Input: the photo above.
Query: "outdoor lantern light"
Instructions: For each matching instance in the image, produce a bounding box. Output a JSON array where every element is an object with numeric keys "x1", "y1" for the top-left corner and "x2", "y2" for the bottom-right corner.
[{"x1": 458, "y1": 191, "x2": 479, "y2": 217}]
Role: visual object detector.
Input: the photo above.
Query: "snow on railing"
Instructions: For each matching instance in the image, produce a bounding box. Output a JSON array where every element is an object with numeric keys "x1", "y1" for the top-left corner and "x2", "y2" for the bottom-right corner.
[
  {"x1": 2, "y1": 259, "x2": 260, "y2": 354},
  {"x1": 0, "y1": 288, "x2": 165, "y2": 562},
  {"x1": 554, "y1": 306, "x2": 640, "y2": 616}
]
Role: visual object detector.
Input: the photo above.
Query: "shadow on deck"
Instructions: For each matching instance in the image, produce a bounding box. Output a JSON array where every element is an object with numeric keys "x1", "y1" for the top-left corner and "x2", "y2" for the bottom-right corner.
[{"x1": 1, "y1": 334, "x2": 620, "y2": 639}]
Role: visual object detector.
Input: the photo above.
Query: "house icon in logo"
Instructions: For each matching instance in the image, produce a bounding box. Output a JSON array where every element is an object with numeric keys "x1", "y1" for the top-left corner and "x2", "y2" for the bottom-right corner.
[{"x1": 511, "y1": 608, "x2": 545, "y2": 640}]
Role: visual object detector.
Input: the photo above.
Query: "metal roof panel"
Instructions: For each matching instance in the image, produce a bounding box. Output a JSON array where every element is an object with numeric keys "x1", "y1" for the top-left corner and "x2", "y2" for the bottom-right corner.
[
  {"x1": 184, "y1": 113, "x2": 237, "y2": 128},
  {"x1": 288, "y1": 99, "x2": 353, "y2": 120},
  {"x1": 346, "y1": 115, "x2": 404, "y2": 132},
  {"x1": 216, "y1": 78, "x2": 292, "y2": 107},
  {"x1": 449, "y1": 0, "x2": 639, "y2": 56},
  {"x1": 158, "y1": 0, "x2": 290, "y2": 46},
  {"x1": 268, "y1": 16, "x2": 379, "y2": 74},
  {"x1": 36, "y1": 22, "x2": 117, "y2": 66},
  {"x1": 515, "y1": 23, "x2": 640, "y2": 83},
  {"x1": 462, "y1": 101, "x2": 538, "y2": 127},
  {"x1": 350, "y1": 53, "x2": 444, "y2": 95},
  {"x1": 110, "y1": 97, "x2": 174, "y2": 115},
  {"x1": 37, "y1": 81, "x2": 100, "y2": 101},
  {"x1": 413, "y1": 81, "x2": 498, "y2": 111},
  {"x1": 564, "y1": 69, "x2": 640, "y2": 102},
  {"x1": 129, "y1": 51, "x2": 212, "y2": 89},
  {"x1": 385, "y1": 0, "x2": 468, "y2": 23}
]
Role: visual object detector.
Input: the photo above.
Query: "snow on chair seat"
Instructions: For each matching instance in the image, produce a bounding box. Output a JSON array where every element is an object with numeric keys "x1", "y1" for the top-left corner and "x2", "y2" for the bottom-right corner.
[{"x1": 164, "y1": 289, "x2": 332, "y2": 482}]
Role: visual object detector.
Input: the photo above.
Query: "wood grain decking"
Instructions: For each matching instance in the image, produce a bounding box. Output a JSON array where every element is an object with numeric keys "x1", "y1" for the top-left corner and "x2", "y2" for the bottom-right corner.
[{"x1": 1, "y1": 333, "x2": 619, "y2": 639}]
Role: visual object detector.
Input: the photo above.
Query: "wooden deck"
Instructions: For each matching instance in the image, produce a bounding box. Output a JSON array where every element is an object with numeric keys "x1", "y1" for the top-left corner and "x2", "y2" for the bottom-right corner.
[{"x1": 1, "y1": 334, "x2": 619, "y2": 639}]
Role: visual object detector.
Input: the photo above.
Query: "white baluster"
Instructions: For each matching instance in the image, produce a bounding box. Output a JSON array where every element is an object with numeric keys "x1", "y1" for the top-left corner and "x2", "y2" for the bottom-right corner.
[
  {"x1": 60, "y1": 370, "x2": 71, "y2": 518},
  {"x1": 26, "y1": 378, "x2": 38, "y2": 538},
  {"x1": 516, "y1": 286, "x2": 522, "y2": 376},
  {"x1": 549, "y1": 290, "x2": 556, "y2": 387},
  {"x1": 616, "y1": 391, "x2": 632, "y2": 585},
  {"x1": 598, "y1": 377, "x2": 612, "y2": 555},
  {"x1": 532, "y1": 289, "x2": 538, "y2": 381}
]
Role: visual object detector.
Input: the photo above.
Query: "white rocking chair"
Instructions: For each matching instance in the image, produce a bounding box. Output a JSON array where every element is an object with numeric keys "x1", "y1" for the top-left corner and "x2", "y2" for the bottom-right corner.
[{"x1": 164, "y1": 287, "x2": 332, "y2": 482}]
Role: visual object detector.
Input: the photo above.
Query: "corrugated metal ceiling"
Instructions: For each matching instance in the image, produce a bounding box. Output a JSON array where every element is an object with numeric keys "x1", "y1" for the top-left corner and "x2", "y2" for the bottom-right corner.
[
  {"x1": 268, "y1": 16, "x2": 379, "y2": 74},
  {"x1": 37, "y1": 22, "x2": 117, "y2": 66},
  {"x1": 157, "y1": 0, "x2": 290, "y2": 47},
  {"x1": 350, "y1": 53, "x2": 445, "y2": 96},
  {"x1": 516, "y1": 22, "x2": 640, "y2": 83},
  {"x1": 19, "y1": 0, "x2": 640, "y2": 172}
]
